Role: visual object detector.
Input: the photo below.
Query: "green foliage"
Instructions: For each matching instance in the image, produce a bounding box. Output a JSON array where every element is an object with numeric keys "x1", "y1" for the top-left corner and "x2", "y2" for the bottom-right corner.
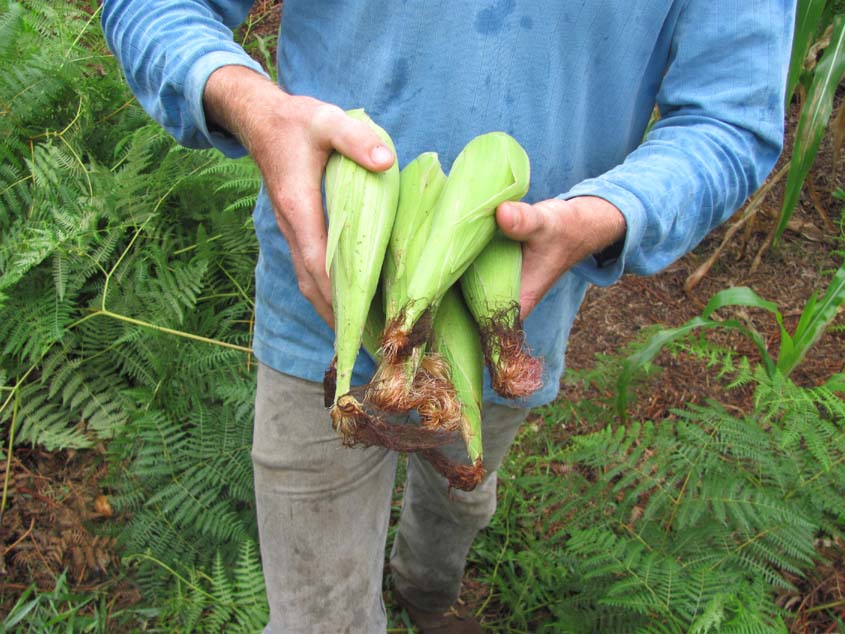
[
  {"x1": 5, "y1": 3, "x2": 843, "y2": 633},
  {"x1": 0, "y1": 1, "x2": 264, "y2": 627},
  {"x1": 2, "y1": 572, "x2": 143, "y2": 633},
  {"x1": 787, "y1": 0, "x2": 829, "y2": 104},
  {"x1": 617, "y1": 256, "x2": 845, "y2": 417},
  {"x1": 473, "y1": 352, "x2": 844, "y2": 633},
  {"x1": 128, "y1": 539, "x2": 268, "y2": 633},
  {"x1": 778, "y1": 9, "x2": 845, "y2": 244}
]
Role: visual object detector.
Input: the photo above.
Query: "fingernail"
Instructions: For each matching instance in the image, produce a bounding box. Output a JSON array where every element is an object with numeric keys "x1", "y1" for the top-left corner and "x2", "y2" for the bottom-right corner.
[
  {"x1": 370, "y1": 145, "x2": 394, "y2": 165},
  {"x1": 505, "y1": 202, "x2": 521, "y2": 227}
]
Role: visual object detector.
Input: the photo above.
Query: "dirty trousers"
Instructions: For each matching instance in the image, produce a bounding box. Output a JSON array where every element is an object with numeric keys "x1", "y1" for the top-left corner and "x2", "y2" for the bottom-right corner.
[{"x1": 253, "y1": 363, "x2": 528, "y2": 634}]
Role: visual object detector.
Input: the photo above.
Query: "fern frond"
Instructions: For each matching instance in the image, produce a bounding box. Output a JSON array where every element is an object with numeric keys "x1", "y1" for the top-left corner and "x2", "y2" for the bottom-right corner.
[
  {"x1": 203, "y1": 551, "x2": 235, "y2": 631},
  {"x1": 11, "y1": 382, "x2": 93, "y2": 450},
  {"x1": 232, "y1": 538, "x2": 267, "y2": 615}
]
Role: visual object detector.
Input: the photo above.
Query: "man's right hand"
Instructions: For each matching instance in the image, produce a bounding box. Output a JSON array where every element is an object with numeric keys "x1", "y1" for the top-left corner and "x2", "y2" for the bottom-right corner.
[{"x1": 203, "y1": 66, "x2": 395, "y2": 328}]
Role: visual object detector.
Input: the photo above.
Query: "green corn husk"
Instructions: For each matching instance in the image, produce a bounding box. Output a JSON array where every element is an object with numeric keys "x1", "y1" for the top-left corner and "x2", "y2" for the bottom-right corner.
[
  {"x1": 362, "y1": 287, "x2": 385, "y2": 360},
  {"x1": 460, "y1": 232, "x2": 542, "y2": 399},
  {"x1": 431, "y1": 286, "x2": 486, "y2": 486},
  {"x1": 368, "y1": 153, "x2": 460, "y2": 429},
  {"x1": 382, "y1": 151, "x2": 447, "y2": 384},
  {"x1": 383, "y1": 152, "x2": 447, "y2": 317},
  {"x1": 381, "y1": 132, "x2": 530, "y2": 362},
  {"x1": 324, "y1": 289, "x2": 384, "y2": 409},
  {"x1": 324, "y1": 109, "x2": 399, "y2": 435},
  {"x1": 339, "y1": 285, "x2": 485, "y2": 491}
]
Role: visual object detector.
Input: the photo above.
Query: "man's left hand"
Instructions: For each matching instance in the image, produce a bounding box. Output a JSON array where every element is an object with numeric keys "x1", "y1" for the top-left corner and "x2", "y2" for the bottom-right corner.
[{"x1": 496, "y1": 196, "x2": 627, "y2": 317}]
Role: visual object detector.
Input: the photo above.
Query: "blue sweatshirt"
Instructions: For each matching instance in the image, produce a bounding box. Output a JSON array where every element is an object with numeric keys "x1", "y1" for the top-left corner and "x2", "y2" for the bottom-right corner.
[{"x1": 102, "y1": 0, "x2": 794, "y2": 408}]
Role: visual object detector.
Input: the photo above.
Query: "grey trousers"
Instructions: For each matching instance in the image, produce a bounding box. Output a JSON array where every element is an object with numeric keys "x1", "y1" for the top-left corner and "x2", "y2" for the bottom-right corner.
[{"x1": 253, "y1": 364, "x2": 528, "y2": 634}]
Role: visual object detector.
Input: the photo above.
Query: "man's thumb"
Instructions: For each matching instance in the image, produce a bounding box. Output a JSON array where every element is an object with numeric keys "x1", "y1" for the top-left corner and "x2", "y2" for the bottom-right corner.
[{"x1": 496, "y1": 201, "x2": 544, "y2": 241}]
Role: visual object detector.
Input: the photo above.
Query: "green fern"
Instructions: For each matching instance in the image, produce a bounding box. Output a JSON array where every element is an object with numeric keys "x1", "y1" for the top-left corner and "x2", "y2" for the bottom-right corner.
[
  {"x1": 0, "y1": 2, "x2": 264, "y2": 626},
  {"x1": 472, "y1": 347, "x2": 843, "y2": 632},
  {"x1": 148, "y1": 539, "x2": 268, "y2": 633}
]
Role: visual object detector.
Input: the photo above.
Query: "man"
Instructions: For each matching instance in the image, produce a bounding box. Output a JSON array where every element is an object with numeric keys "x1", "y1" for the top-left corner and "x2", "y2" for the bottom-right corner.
[{"x1": 102, "y1": 1, "x2": 795, "y2": 632}]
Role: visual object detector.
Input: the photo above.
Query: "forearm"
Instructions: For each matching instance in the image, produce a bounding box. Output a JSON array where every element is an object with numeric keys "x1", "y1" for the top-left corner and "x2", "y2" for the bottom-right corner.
[
  {"x1": 565, "y1": 0, "x2": 794, "y2": 286},
  {"x1": 101, "y1": 0, "x2": 264, "y2": 154}
]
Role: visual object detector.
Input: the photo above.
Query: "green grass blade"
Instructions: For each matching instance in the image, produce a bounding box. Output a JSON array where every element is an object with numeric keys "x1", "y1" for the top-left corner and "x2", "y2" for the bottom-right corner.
[
  {"x1": 700, "y1": 286, "x2": 783, "y2": 321},
  {"x1": 777, "y1": 15, "x2": 845, "y2": 245},
  {"x1": 616, "y1": 308, "x2": 777, "y2": 420},
  {"x1": 778, "y1": 259, "x2": 845, "y2": 375},
  {"x1": 3, "y1": 585, "x2": 39, "y2": 630},
  {"x1": 786, "y1": 0, "x2": 827, "y2": 104},
  {"x1": 700, "y1": 286, "x2": 793, "y2": 361}
]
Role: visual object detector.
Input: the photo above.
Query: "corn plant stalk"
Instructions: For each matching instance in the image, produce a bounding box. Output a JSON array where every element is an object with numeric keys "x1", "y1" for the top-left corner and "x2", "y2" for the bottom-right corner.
[
  {"x1": 381, "y1": 132, "x2": 530, "y2": 362},
  {"x1": 324, "y1": 109, "x2": 399, "y2": 435},
  {"x1": 776, "y1": 15, "x2": 845, "y2": 246},
  {"x1": 460, "y1": 231, "x2": 542, "y2": 398}
]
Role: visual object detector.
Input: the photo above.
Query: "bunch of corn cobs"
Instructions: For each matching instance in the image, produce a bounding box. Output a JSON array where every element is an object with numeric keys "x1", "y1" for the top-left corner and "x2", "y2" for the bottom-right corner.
[{"x1": 323, "y1": 109, "x2": 542, "y2": 490}]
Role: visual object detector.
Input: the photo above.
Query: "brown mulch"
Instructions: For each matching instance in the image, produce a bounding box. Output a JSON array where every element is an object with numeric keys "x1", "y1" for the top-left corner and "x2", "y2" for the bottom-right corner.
[{"x1": 0, "y1": 448, "x2": 140, "y2": 617}]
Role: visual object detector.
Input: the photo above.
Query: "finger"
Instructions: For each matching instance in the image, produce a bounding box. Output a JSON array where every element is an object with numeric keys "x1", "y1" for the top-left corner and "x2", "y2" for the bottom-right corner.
[
  {"x1": 269, "y1": 178, "x2": 336, "y2": 328},
  {"x1": 309, "y1": 104, "x2": 395, "y2": 172},
  {"x1": 496, "y1": 201, "x2": 548, "y2": 241},
  {"x1": 517, "y1": 253, "x2": 552, "y2": 319},
  {"x1": 497, "y1": 201, "x2": 566, "y2": 318}
]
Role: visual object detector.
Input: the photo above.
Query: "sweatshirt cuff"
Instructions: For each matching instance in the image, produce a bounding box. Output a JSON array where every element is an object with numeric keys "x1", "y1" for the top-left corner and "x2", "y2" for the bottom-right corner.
[
  {"x1": 558, "y1": 179, "x2": 648, "y2": 287},
  {"x1": 184, "y1": 50, "x2": 270, "y2": 158}
]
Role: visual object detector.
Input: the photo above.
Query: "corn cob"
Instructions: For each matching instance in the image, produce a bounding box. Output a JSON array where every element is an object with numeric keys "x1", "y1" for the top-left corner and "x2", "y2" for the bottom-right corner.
[
  {"x1": 366, "y1": 153, "x2": 461, "y2": 429},
  {"x1": 460, "y1": 232, "x2": 542, "y2": 398},
  {"x1": 327, "y1": 287, "x2": 460, "y2": 453},
  {"x1": 383, "y1": 152, "x2": 447, "y2": 313},
  {"x1": 381, "y1": 132, "x2": 530, "y2": 363},
  {"x1": 431, "y1": 286, "x2": 485, "y2": 481},
  {"x1": 324, "y1": 109, "x2": 400, "y2": 437},
  {"x1": 380, "y1": 152, "x2": 447, "y2": 400}
]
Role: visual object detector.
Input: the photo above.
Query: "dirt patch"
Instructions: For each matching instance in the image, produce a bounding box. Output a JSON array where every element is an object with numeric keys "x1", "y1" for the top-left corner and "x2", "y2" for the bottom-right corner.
[{"x1": 0, "y1": 448, "x2": 140, "y2": 615}]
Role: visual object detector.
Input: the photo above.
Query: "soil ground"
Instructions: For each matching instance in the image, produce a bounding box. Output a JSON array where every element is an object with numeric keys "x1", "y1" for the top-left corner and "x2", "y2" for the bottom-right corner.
[{"x1": 2, "y1": 2, "x2": 843, "y2": 631}]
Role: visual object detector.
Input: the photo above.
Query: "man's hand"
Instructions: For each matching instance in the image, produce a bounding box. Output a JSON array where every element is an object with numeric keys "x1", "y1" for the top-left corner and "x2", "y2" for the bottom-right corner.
[
  {"x1": 496, "y1": 196, "x2": 627, "y2": 317},
  {"x1": 203, "y1": 66, "x2": 395, "y2": 328}
]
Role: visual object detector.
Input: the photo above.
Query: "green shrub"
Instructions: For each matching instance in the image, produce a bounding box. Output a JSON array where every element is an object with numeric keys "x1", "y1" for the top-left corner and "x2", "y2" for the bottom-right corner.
[
  {"x1": 0, "y1": 2, "x2": 266, "y2": 627},
  {"x1": 472, "y1": 288, "x2": 844, "y2": 632}
]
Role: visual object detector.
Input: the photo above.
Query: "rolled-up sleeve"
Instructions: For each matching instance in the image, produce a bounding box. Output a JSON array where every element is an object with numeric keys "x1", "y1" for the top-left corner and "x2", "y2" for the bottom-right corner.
[
  {"x1": 101, "y1": 0, "x2": 268, "y2": 157},
  {"x1": 565, "y1": 0, "x2": 795, "y2": 286}
]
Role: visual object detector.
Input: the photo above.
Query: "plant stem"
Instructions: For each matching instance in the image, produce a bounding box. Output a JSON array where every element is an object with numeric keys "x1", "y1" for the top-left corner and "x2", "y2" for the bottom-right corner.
[
  {"x1": 0, "y1": 392, "x2": 21, "y2": 524},
  {"x1": 98, "y1": 309, "x2": 252, "y2": 353},
  {"x1": 804, "y1": 599, "x2": 845, "y2": 615}
]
